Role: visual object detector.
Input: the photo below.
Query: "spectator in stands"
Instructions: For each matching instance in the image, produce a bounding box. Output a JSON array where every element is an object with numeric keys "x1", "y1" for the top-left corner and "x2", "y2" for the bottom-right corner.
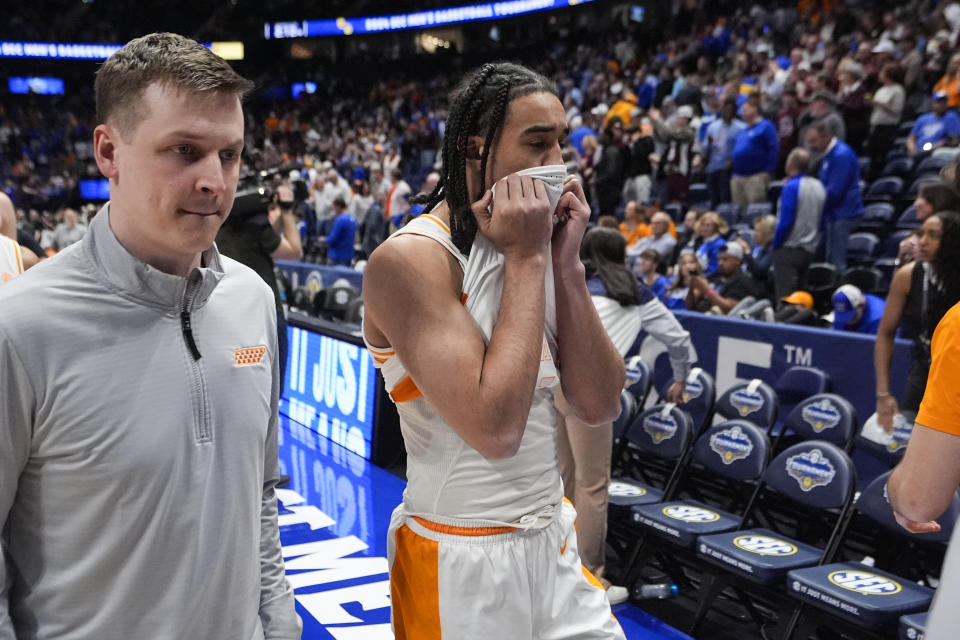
[
  {"x1": 798, "y1": 91, "x2": 846, "y2": 153},
  {"x1": 675, "y1": 207, "x2": 702, "y2": 257},
  {"x1": 634, "y1": 248, "x2": 671, "y2": 300},
  {"x1": 692, "y1": 211, "x2": 728, "y2": 276},
  {"x1": 618, "y1": 201, "x2": 650, "y2": 248},
  {"x1": 622, "y1": 122, "x2": 655, "y2": 206},
  {"x1": 837, "y1": 63, "x2": 871, "y2": 153},
  {"x1": 593, "y1": 128, "x2": 624, "y2": 216},
  {"x1": 651, "y1": 105, "x2": 697, "y2": 203},
  {"x1": 51, "y1": 208, "x2": 86, "y2": 250},
  {"x1": 630, "y1": 211, "x2": 677, "y2": 266},
  {"x1": 361, "y1": 185, "x2": 389, "y2": 259},
  {"x1": 730, "y1": 94, "x2": 778, "y2": 209},
  {"x1": 321, "y1": 197, "x2": 357, "y2": 266},
  {"x1": 876, "y1": 210, "x2": 960, "y2": 432},
  {"x1": 689, "y1": 242, "x2": 760, "y2": 314},
  {"x1": 899, "y1": 181, "x2": 960, "y2": 264},
  {"x1": 740, "y1": 214, "x2": 775, "y2": 297},
  {"x1": 702, "y1": 97, "x2": 745, "y2": 207},
  {"x1": 316, "y1": 167, "x2": 353, "y2": 235},
  {"x1": 775, "y1": 290, "x2": 819, "y2": 325},
  {"x1": 898, "y1": 35, "x2": 924, "y2": 94},
  {"x1": 776, "y1": 88, "x2": 804, "y2": 173},
  {"x1": 773, "y1": 147, "x2": 825, "y2": 302},
  {"x1": 832, "y1": 284, "x2": 885, "y2": 334},
  {"x1": 664, "y1": 250, "x2": 700, "y2": 310},
  {"x1": 559, "y1": 227, "x2": 692, "y2": 604},
  {"x1": 867, "y1": 62, "x2": 906, "y2": 177},
  {"x1": 933, "y1": 52, "x2": 960, "y2": 108},
  {"x1": 384, "y1": 167, "x2": 410, "y2": 222},
  {"x1": 907, "y1": 91, "x2": 960, "y2": 157},
  {"x1": 806, "y1": 120, "x2": 864, "y2": 271}
]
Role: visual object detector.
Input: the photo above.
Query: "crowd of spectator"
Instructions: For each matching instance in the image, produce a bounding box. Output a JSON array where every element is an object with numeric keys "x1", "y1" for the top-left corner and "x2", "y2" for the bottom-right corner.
[{"x1": 8, "y1": 1, "x2": 960, "y2": 340}]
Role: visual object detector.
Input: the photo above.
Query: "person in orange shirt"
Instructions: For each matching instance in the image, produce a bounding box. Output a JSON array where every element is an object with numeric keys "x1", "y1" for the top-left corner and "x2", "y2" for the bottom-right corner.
[
  {"x1": 888, "y1": 299, "x2": 960, "y2": 638},
  {"x1": 618, "y1": 200, "x2": 651, "y2": 247},
  {"x1": 934, "y1": 53, "x2": 960, "y2": 109}
]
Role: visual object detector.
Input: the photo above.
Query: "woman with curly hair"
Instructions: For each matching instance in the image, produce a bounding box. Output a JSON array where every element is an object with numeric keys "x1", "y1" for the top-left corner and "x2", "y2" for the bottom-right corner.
[{"x1": 875, "y1": 210, "x2": 960, "y2": 432}]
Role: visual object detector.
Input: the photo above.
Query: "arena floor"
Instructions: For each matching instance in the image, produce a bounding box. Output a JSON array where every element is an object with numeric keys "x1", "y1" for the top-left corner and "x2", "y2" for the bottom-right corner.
[{"x1": 276, "y1": 416, "x2": 693, "y2": 640}]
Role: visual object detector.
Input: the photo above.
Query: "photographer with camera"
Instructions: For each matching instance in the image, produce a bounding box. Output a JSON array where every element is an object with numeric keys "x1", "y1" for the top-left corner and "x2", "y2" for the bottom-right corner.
[{"x1": 216, "y1": 182, "x2": 302, "y2": 388}]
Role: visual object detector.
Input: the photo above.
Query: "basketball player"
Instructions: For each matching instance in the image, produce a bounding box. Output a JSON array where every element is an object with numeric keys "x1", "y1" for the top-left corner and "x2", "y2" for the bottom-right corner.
[{"x1": 362, "y1": 63, "x2": 626, "y2": 638}]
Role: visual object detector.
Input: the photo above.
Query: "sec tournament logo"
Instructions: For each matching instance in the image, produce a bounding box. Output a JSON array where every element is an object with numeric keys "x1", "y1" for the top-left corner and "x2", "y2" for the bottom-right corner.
[
  {"x1": 663, "y1": 505, "x2": 720, "y2": 523},
  {"x1": 609, "y1": 481, "x2": 647, "y2": 498},
  {"x1": 305, "y1": 270, "x2": 324, "y2": 301},
  {"x1": 730, "y1": 389, "x2": 764, "y2": 417},
  {"x1": 733, "y1": 535, "x2": 798, "y2": 556},
  {"x1": 828, "y1": 570, "x2": 902, "y2": 595},
  {"x1": 786, "y1": 449, "x2": 836, "y2": 491},
  {"x1": 709, "y1": 426, "x2": 754, "y2": 464},
  {"x1": 643, "y1": 413, "x2": 678, "y2": 444},
  {"x1": 801, "y1": 400, "x2": 841, "y2": 433},
  {"x1": 683, "y1": 378, "x2": 704, "y2": 403}
]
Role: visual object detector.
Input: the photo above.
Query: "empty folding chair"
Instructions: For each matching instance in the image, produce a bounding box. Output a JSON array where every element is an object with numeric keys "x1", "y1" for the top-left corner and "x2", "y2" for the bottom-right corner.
[
  {"x1": 693, "y1": 441, "x2": 857, "y2": 636},
  {"x1": 845, "y1": 232, "x2": 880, "y2": 267},
  {"x1": 624, "y1": 355, "x2": 653, "y2": 407},
  {"x1": 914, "y1": 153, "x2": 953, "y2": 176},
  {"x1": 899, "y1": 612, "x2": 928, "y2": 640},
  {"x1": 313, "y1": 285, "x2": 361, "y2": 321},
  {"x1": 621, "y1": 421, "x2": 772, "y2": 589},
  {"x1": 786, "y1": 470, "x2": 958, "y2": 638},
  {"x1": 881, "y1": 157, "x2": 914, "y2": 179},
  {"x1": 896, "y1": 206, "x2": 922, "y2": 231},
  {"x1": 856, "y1": 409, "x2": 918, "y2": 466},
  {"x1": 781, "y1": 393, "x2": 857, "y2": 452},
  {"x1": 715, "y1": 378, "x2": 779, "y2": 432},
  {"x1": 804, "y1": 262, "x2": 840, "y2": 315},
  {"x1": 864, "y1": 176, "x2": 904, "y2": 203},
  {"x1": 858, "y1": 157, "x2": 871, "y2": 179},
  {"x1": 609, "y1": 404, "x2": 695, "y2": 527},
  {"x1": 743, "y1": 202, "x2": 773, "y2": 225},
  {"x1": 688, "y1": 183, "x2": 709, "y2": 206},
  {"x1": 842, "y1": 266, "x2": 884, "y2": 295},
  {"x1": 659, "y1": 367, "x2": 717, "y2": 436},
  {"x1": 883, "y1": 229, "x2": 914, "y2": 257},
  {"x1": 855, "y1": 202, "x2": 896, "y2": 236},
  {"x1": 874, "y1": 257, "x2": 898, "y2": 290},
  {"x1": 716, "y1": 202, "x2": 741, "y2": 227},
  {"x1": 774, "y1": 367, "x2": 833, "y2": 429},
  {"x1": 611, "y1": 388, "x2": 639, "y2": 452}
]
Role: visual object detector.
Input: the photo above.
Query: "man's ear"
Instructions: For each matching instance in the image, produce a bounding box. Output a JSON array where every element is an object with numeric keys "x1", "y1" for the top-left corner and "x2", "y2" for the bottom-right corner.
[{"x1": 93, "y1": 124, "x2": 120, "y2": 181}]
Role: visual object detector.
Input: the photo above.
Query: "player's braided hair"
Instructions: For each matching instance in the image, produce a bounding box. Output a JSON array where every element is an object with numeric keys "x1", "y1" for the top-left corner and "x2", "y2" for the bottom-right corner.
[{"x1": 410, "y1": 62, "x2": 557, "y2": 255}]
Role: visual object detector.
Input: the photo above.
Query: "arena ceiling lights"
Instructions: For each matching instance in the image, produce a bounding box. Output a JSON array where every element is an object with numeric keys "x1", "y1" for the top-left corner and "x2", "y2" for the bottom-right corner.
[{"x1": 263, "y1": 0, "x2": 597, "y2": 39}]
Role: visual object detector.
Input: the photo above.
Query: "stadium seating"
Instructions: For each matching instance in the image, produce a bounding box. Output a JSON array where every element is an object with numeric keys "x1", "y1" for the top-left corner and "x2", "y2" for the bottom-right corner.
[
  {"x1": 715, "y1": 379, "x2": 779, "y2": 432},
  {"x1": 780, "y1": 393, "x2": 858, "y2": 452},
  {"x1": 774, "y1": 366, "x2": 833, "y2": 425},
  {"x1": 845, "y1": 232, "x2": 880, "y2": 266},
  {"x1": 841, "y1": 266, "x2": 884, "y2": 295}
]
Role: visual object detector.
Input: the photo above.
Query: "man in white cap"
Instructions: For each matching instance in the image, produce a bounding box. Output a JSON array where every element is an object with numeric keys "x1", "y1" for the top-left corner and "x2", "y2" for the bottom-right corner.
[
  {"x1": 907, "y1": 91, "x2": 960, "y2": 157},
  {"x1": 688, "y1": 241, "x2": 761, "y2": 314},
  {"x1": 831, "y1": 284, "x2": 885, "y2": 334}
]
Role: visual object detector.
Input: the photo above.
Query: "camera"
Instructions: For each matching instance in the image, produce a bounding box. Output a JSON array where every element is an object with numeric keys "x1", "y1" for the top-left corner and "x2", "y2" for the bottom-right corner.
[{"x1": 227, "y1": 166, "x2": 299, "y2": 224}]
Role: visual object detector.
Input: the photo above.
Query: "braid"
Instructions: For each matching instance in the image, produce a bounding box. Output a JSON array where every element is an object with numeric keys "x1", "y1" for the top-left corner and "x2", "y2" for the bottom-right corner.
[{"x1": 433, "y1": 62, "x2": 557, "y2": 255}]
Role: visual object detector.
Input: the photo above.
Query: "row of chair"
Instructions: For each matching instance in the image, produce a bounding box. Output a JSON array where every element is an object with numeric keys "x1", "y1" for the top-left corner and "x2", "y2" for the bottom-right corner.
[{"x1": 611, "y1": 360, "x2": 947, "y2": 637}]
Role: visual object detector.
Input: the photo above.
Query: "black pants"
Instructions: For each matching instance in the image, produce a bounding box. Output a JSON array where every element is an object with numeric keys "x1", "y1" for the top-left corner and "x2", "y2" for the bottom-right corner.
[
  {"x1": 277, "y1": 305, "x2": 288, "y2": 393},
  {"x1": 901, "y1": 359, "x2": 930, "y2": 413},
  {"x1": 772, "y1": 246, "x2": 814, "y2": 305}
]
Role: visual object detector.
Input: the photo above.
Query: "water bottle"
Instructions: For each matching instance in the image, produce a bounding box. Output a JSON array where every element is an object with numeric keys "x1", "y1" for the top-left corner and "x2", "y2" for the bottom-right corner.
[{"x1": 634, "y1": 582, "x2": 678, "y2": 600}]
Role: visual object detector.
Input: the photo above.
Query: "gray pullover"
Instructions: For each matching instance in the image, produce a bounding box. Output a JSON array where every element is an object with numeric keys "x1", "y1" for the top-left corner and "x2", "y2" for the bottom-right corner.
[{"x1": 0, "y1": 206, "x2": 300, "y2": 639}]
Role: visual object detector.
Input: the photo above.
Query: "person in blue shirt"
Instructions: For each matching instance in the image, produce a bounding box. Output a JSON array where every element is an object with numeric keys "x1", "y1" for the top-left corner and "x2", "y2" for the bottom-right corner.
[
  {"x1": 832, "y1": 284, "x2": 885, "y2": 334},
  {"x1": 322, "y1": 197, "x2": 357, "y2": 266},
  {"x1": 730, "y1": 94, "x2": 778, "y2": 209},
  {"x1": 693, "y1": 211, "x2": 728, "y2": 276},
  {"x1": 568, "y1": 114, "x2": 597, "y2": 156},
  {"x1": 907, "y1": 91, "x2": 960, "y2": 157},
  {"x1": 635, "y1": 248, "x2": 671, "y2": 301},
  {"x1": 702, "y1": 97, "x2": 746, "y2": 206},
  {"x1": 805, "y1": 120, "x2": 863, "y2": 271}
]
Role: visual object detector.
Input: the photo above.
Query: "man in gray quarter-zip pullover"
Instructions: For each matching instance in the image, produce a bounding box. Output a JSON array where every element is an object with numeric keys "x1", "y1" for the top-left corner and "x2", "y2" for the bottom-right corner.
[{"x1": 0, "y1": 33, "x2": 300, "y2": 640}]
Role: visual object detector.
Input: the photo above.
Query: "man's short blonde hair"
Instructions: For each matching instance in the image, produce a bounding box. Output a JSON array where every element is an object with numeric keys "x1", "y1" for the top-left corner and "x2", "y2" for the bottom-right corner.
[{"x1": 95, "y1": 32, "x2": 253, "y2": 139}]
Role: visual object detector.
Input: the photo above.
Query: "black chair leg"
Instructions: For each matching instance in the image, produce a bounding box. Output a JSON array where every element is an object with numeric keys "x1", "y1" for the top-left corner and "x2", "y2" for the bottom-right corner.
[{"x1": 689, "y1": 570, "x2": 726, "y2": 636}]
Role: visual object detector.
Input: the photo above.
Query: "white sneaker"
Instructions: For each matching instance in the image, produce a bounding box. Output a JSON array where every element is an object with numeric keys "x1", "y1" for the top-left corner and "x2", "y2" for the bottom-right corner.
[{"x1": 605, "y1": 584, "x2": 629, "y2": 605}]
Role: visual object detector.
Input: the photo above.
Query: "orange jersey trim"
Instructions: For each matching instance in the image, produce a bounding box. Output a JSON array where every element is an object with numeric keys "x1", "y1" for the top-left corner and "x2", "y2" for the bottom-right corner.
[
  {"x1": 390, "y1": 375, "x2": 423, "y2": 403},
  {"x1": 391, "y1": 525, "x2": 442, "y2": 639},
  {"x1": 421, "y1": 214, "x2": 451, "y2": 234},
  {"x1": 412, "y1": 516, "x2": 517, "y2": 537}
]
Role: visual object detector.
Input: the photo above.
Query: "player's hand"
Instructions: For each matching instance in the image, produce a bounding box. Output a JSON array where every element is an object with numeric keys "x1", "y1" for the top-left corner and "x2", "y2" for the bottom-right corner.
[
  {"x1": 876, "y1": 395, "x2": 900, "y2": 434},
  {"x1": 666, "y1": 381, "x2": 685, "y2": 404},
  {"x1": 474, "y1": 174, "x2": 552, "y2": 260},
  {"x1": 551, "y1": 175, "x2": 591, "y2": 273}
]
